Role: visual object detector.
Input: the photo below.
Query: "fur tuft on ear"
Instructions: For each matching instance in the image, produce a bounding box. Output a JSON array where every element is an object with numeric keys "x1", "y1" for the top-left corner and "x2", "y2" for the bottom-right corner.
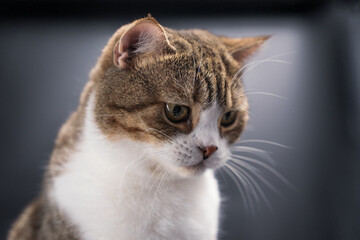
[
  {"x1": 219, "y1": 35, "x2": 270, "y2": 64},
  {"x1": 113, "y1": 16, "x2": 174, "y2": 68}
]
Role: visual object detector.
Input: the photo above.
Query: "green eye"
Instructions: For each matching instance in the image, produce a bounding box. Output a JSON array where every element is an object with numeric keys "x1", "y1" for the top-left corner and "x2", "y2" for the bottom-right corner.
[
  {"x1": 165, "y1": 103, "x2": 189, "y2": 123},
  {"x1": 221, "y1": 111, "x2": 237, "y2": 127}
]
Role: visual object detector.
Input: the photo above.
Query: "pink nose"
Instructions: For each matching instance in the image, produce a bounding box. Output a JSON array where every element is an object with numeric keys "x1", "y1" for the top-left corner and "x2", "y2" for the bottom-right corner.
[{"x1": 198, "y1": 145, "x2": 218, "y2": 159}]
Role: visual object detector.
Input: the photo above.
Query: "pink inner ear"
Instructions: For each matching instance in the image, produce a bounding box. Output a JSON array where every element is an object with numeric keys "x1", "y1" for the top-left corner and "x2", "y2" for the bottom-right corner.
[
  {"x1": 114, "y1": 22, "x2": 165, "y2": 68},
  {"x1": 113, "y1": 41, "x2": 128, "y2": 67}
]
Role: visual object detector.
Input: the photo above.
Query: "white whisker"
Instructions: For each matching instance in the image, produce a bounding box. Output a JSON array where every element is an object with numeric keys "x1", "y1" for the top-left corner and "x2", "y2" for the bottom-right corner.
[
  {"x1": 245, "y1": 91, "x2": 288, "y2": 100},
  {"x1": 228, "y1": 161, "x2": 273, "y2": 210},
  {"x1": 232, "y1": 146, "x2": 275, "y2": 164},
  {"x1": 232, "y1": 155, "x2": 294, "y2": 190},
  {"x1": 232, "y1": 50, "x2": 296, "y2": 83},
  {"x1": 226, "y1": 163, "x2": 259, "y2": 213},
  {"x1": 222, "y1": 165, "x2": 249, "y2": 210},
  {"x1": 229, "y1": 158, "x2": 282, "y2": 198},
  {"x1": 237, "y1": 139, "x2": 293, "y2": 149}
]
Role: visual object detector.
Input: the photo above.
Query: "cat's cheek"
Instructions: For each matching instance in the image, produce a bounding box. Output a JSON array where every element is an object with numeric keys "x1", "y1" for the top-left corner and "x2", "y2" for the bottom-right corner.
[{"x1": 147, "y1": 143, "x2": 179, "y2": 171}]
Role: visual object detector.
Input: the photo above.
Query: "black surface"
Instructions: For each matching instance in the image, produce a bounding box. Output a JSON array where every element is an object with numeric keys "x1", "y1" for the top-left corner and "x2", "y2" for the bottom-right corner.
[{"x1": 0, "y1": 0, "x2": 330, "y2": 18}]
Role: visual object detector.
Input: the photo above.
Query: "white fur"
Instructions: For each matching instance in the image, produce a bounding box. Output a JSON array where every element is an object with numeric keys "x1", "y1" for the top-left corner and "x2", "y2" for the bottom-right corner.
[{"x1": 52, "y1": 94, "x2": 224, "y2": 240}]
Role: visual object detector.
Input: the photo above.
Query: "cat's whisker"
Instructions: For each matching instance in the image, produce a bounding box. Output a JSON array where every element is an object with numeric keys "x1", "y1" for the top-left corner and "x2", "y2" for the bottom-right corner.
[
  {"x1": 235, "y1": 105, "x2": 251, "y2": 115},
  {"x1": 232, "y1": 50, "x2": 296, "y2": 83},
  {"x1": 244, "y1": 91, "x2": 288, "y2": 100},
  {"x1": 215, "y1": 167, "x2": 228, "y2": 183},
  {"x1": 230, "y1": 158, "x2": 282, "y2": 200},
  {"x1": 227, "y1": 161, "x2": 263, "y2": 209},
  {"x1": 235, "y1": 89, "x2": 287, "y2": 102},
  {"x1": 237, "y1": 139, "x2": 293, "y2": 149},
  {"x1": 264, "y1": 50, "x2": 297, "y2": 59},
  {"x1": 119, "y1": 155, "x2": 147, "y2": 192},
  {"x1": 232, "y1": 146, "x2": 274, "y2": 164},
  {"x1": 144, "y1": 164, "x2": 164, "y2": 204},
  {"x1": 143, "y1": 165, "x2": 163, "y2": 222},
  {"x1": 238, "y1": 51, "x2": 296, "y2": 73},
  {"x1": 230, "y1": 156, "x2": 262, "y2": 174},
  {"x1": 227, "y1": 161, "x2": 273, "y2": 210},
  {"x1": 155, "y1": 169, "x2": 170, "y2": 198},
  {"x1": 222, "y1": 165, "x2": 250, "y2": 211},
  {"x1": 226, "y1": 163, "x2": 259, "y2": 213},
  {"x1": 241, "y1": 59, "x2": 291, "y2": 77},
  {"x1": 233, "y1": 145, "x2": 270, "y2": 154},
  {"x1": 231, "y1": 155, "x2": 294, "y2": 190},
  {"x1": 144, "y1": 166, "x2": 172, "y2": 223}
]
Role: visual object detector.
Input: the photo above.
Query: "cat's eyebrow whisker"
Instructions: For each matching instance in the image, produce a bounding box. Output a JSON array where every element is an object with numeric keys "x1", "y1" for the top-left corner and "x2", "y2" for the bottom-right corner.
[
  {"x1": 244, "y1": 91, "x2": 288, "y2": 100},
  {"x1": 237, "y1": 139, "x2": 293, "y2": 149},
  {"x1": 232, "y1": 50, "x2": 296, "y2": 83},
  {"x1": 237, "y1": 89, "x2": 287, "y2": 104},
  {"x1": 241, "y1": 51, "x2": 296, "y2": 72},
  {"x1": 236, "y1": 105, "x2": 251, "y2": 115},
  {"x1": 239, "y1": 59, "x2": 291, "y2": 81},
  {"x1": 241, "y1": 51, "x2": 296, "y2": 73}
]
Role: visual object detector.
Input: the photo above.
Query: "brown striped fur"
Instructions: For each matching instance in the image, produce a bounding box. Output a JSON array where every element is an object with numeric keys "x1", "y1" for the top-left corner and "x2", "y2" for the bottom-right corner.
[{"x1": 8, "y1": 15, "x2": 268, "y2": 239}]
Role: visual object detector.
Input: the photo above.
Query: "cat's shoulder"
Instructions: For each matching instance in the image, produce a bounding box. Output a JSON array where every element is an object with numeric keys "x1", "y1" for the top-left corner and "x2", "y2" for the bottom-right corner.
[{"x1": 7, "y1": 196, "x2": 79, "y2": 240}]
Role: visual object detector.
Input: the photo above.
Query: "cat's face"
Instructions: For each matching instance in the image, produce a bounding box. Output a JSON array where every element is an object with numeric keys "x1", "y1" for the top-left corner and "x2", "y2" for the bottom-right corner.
[{"x1": 92, "y1": 17, "x2": 267, "y2": 177}]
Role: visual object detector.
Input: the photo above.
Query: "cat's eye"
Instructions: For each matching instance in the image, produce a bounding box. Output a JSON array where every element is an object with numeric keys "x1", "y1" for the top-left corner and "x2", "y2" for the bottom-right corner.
[
  {"x1": 220, "y1": 111, "x2": 237, "y2": 127},
  {"x1": 165, "y1": 103, "x2": 190, "y2": 123}
]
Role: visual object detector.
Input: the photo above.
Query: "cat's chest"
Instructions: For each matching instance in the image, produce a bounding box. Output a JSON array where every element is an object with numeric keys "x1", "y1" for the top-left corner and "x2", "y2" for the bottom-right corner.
[{"x1": 51, "y1": 150, "x2": 220, "y2": 240}]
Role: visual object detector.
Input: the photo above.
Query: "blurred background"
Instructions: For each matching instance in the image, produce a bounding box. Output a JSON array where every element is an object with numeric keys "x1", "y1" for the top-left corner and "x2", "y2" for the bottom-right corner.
[{"x1": 0, "y1": 0, "x2": 359, "y2": 239}]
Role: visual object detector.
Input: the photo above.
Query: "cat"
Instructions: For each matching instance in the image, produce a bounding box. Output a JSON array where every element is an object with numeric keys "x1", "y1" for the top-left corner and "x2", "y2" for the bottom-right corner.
[{"x1": 8, "y1": 15, "x2": 268, "y2": 240}]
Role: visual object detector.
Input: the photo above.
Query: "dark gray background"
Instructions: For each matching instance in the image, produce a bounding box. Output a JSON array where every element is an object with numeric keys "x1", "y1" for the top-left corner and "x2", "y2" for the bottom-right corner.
[{"x1": 1, "y1": 0, "x2": 360, "y2": 239}]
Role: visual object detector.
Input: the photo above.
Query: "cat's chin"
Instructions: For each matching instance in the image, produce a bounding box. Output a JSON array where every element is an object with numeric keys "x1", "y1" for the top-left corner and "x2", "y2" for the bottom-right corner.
[
  {"x1": 175, "y1": 160, "x2": 223, "y2": 177},
  {"x1": 180, "y1": 161, "x2": 207, "y2": 176}
]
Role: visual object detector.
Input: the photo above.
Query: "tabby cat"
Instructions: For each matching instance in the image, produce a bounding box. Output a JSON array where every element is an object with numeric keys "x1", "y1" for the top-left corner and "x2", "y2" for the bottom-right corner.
[{"x1": 8, "y1": 15, "x2": 268, "y2": 240}]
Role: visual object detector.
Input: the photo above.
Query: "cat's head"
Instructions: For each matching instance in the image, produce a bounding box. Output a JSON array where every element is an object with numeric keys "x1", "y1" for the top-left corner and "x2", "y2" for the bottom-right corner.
[{"x1": 90, "y1": 16, "x2": 269, "y2": 177}]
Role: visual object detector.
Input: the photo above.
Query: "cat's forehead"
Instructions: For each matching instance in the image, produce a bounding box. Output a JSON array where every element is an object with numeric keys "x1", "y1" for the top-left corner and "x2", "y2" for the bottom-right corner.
[{"x1": 146, "y1": 52, "x2": 238, "y2": 110}]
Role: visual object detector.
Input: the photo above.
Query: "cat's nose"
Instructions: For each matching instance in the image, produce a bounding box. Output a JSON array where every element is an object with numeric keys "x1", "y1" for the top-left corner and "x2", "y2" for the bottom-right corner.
[{"x1": 198, "y1": 145, "x2": 218, "y2": 160}]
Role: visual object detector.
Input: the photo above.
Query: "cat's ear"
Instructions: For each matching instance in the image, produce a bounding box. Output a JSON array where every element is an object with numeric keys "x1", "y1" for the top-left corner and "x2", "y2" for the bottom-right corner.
[
  {"x1": 113, "y1": 17, "x2": 175, "y2": 68},
  {"x1": 219, "y1": 36, "x2": 270, "y2": 64}
]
